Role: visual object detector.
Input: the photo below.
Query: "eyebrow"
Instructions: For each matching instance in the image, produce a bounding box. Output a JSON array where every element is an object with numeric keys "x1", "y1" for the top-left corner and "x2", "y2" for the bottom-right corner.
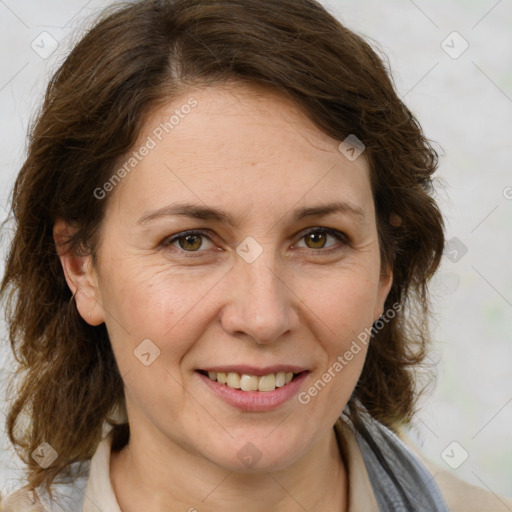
[{"x1": 136, "y1": 200, "x2": 365, "y2": 227}]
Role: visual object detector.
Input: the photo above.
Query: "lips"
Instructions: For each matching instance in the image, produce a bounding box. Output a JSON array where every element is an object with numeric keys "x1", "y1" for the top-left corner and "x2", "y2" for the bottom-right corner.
[{"x1": 196, "y1": 368, "x2": 310, "y2": 412}]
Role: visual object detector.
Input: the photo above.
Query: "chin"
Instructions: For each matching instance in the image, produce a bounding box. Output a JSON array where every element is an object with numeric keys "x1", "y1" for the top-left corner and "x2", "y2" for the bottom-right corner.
[{"x1": 203, "y1": 433, "x2": 309, "y2": 474}]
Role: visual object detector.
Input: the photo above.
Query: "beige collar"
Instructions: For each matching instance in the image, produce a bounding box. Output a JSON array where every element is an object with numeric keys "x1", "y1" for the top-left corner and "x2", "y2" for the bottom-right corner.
[
  {"x1": 334, "y1": 417, "x2": 379, "y2": 512},
  {"x1": 82, "y1": 429, "x2": 122, "y2": 512}
]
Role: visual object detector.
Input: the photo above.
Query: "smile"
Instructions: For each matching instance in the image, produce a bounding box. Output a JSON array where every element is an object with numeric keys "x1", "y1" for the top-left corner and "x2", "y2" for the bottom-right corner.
[
  {"x1": 196, "y1": 367, "x2": 309, "y2": 412},
  {"x1": 198, "y1": 370, "x2": 297, "y2": 392}
]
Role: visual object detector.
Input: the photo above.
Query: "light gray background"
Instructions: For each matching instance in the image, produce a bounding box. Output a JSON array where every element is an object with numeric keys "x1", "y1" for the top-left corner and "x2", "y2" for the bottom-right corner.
[{"x1": 1, "y1": 0, "x2": 511, "y2": 503}]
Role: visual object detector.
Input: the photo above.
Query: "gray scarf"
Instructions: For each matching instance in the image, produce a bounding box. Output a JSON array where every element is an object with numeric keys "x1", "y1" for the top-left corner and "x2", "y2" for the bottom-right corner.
[{"x1": 349, "y1": 410, "x2": 451, "y2": 511}]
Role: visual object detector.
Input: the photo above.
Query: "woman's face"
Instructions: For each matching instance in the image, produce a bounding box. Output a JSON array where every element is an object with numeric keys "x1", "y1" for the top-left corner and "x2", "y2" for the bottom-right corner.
[{"x1": 75, "y1": 83, "x2": 391, "y2": 471}]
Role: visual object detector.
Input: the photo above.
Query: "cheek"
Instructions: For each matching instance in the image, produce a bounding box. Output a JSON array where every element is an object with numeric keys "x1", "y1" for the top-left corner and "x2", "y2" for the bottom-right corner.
[
  {"x1": 300, "y1": 267, "x2": 380, "y2": 343},
  {"x1": 295, "y1": 277, "x2": 373, "y2": 432},
  {"x1": 98, "y1": 259, "x2": 222, "y2": 364},
  {"x1": 318, "y1": 284, "x2": 373, "y2": 379}
]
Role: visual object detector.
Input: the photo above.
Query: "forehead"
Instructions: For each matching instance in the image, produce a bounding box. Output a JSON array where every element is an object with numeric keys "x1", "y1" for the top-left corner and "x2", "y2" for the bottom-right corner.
[{"x1": 106, "y1": 82, "x2": 373, "y2": 225}]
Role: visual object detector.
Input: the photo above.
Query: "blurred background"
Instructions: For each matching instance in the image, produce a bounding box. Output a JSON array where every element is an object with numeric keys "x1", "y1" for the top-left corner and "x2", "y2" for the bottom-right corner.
[{"x1": 0, "y1": 0, "x2": 511, "y2": 502}]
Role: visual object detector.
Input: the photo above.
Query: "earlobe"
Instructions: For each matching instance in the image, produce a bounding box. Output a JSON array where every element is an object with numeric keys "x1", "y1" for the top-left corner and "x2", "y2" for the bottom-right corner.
[
  {"x1": 375, "y1": 267, "x2": 393, "y2": 320},
  {"x1": 53, "y1": 218, "x2": 104, "y2": 326}
]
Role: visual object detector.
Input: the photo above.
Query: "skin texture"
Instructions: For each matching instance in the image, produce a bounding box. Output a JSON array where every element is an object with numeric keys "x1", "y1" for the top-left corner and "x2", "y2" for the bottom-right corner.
[{"x1": 54, "y1": 82, "x2": 392, "y2": 511}]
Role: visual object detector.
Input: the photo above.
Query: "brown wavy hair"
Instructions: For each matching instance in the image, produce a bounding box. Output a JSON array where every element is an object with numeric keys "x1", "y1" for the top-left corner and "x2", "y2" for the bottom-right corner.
[{"x1": 0, "y1": 0, "x2": 444, "y2": 502}]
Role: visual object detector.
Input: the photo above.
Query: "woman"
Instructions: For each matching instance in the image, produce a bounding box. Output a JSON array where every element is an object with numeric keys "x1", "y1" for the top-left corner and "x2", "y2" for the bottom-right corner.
[{"x1": 1, "y1": 0, "x2": 510, "y2": 511}]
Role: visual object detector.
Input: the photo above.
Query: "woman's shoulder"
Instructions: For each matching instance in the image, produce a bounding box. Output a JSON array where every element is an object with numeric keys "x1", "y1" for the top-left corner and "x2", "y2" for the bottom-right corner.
[
  {"x1": 421, "y1": 455, "x2": 512, "y2": 512},
  {"x1": 1, "y1": 485, "x2": 49, "y2": 511},
  {"x1": 400, "y1": 433, "x2": 512, "y2": 512},
  {"x1": 1, "y1": 465, "x2": 90, "y2": 512},
  {"x1": 1, "y1": 422, "x2": 117, "y2": 511}
]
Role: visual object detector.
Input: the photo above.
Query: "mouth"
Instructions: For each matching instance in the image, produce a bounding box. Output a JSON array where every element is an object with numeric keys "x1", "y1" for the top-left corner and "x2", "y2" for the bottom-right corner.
[
  {"x1": 195, "y1": 367, "x2": 310, "y2": 412},
  {"x1": 196, "y1": 369, "x2": 305, "y2": 392}
]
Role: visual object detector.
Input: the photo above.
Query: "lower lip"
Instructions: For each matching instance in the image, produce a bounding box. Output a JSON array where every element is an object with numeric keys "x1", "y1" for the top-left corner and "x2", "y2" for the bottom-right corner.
[{"x1": 196, "y1": 371, "x2": 309, "y2": 412}]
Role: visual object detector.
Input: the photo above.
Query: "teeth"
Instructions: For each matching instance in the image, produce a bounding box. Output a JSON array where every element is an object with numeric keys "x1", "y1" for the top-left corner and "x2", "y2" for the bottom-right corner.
[
  {"x1": 258, "y1": 374, "x2": 276, "y2": 392},
  {"x1": 240, "y1": 374, "x2": 259, "y2": 391},
  {"x1": 275, "y1": 372, "x2": 286, "y2": 387},
  {"x1": 204, "y1": 370, "x2": 299, "y2": 391},
  {"x1": 227, "y1": 372, "x2": 241, "y2": 389}
]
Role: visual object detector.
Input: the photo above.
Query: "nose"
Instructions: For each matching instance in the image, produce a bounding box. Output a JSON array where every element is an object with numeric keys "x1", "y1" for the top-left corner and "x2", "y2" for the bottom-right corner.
[{"x1": 219, "y1": 249, "x2": 299, "y2": 345}]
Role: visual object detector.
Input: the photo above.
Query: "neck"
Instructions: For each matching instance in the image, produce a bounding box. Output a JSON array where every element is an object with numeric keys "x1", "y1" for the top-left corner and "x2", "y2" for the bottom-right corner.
[{"x1": 110, "y1": 423, "x2": 348, "y2": 512}]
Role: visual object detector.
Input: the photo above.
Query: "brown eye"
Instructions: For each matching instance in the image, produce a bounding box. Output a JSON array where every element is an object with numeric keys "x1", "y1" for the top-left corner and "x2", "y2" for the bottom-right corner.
[
  {"x1": 305, "y1": 231, "x2": 328, "y2": 249},
  {"x1": 166, "y1": 231, "x2": 214, "y2": 252},
  {"x1": 178, "y1": 234, "x2": 203, "y2": 251},
  {"x1": 296, "y1": 228, "x2": 346, "y2": 250}
]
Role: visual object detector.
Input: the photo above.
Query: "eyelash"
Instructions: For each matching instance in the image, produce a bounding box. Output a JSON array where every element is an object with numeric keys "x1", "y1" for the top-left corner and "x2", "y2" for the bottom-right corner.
[{"x1": 163, "y1": 227, "x2": 348, "y2": 256}]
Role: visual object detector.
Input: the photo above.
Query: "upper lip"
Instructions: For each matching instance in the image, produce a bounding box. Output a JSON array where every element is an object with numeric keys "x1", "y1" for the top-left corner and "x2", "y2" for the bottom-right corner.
[{"x1": 198, "y1": 365, "x2": 309, "y2": 376}]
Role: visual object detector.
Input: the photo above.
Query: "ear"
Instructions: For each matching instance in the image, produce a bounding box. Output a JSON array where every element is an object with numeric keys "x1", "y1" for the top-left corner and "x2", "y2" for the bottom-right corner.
[
  {"x1": 374, "y1": 265, "x2": 393, "y2": 321},
  {"x1": 53, "y1": 218, "x2": 104, "y2": 326}
]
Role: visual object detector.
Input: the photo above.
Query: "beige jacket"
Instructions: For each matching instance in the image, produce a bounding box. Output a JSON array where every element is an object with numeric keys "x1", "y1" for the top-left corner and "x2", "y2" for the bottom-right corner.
[{"x1": 2, "y1": 418, "x2": 511, "y2": 511}]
